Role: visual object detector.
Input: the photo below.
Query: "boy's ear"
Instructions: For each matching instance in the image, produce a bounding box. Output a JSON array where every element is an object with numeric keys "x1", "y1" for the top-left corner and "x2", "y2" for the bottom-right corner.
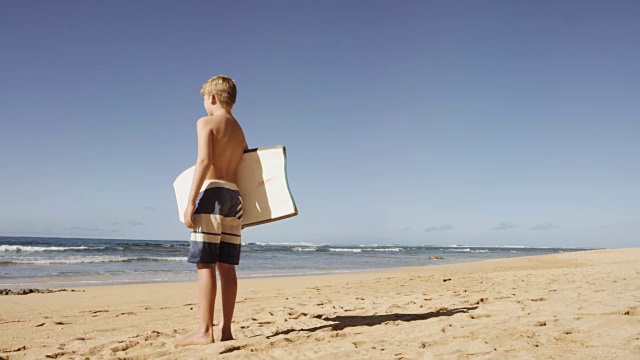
[{"x1": 209, "y1": 94, "x2": 217, "y2": 105}]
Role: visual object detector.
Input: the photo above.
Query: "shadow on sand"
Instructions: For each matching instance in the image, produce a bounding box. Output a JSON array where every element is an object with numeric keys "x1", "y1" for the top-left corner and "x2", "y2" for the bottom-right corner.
[{"x1": 267, "y1": 306, "x2": 478, "y2": 338}]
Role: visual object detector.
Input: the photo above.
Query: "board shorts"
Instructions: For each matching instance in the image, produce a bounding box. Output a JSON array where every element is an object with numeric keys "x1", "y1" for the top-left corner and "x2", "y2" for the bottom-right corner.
[{"x1": 188, "y1": 180, "x2": 243, "y2": 265}]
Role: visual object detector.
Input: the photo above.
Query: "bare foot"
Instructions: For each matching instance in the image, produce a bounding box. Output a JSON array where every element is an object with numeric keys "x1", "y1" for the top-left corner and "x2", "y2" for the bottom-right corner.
[
  {"x1": 175, "y1": 328, "x2": 213, "y2": 346},
  {"x1": 214, "y1": 327, "x2": 234, "y2": 342}
]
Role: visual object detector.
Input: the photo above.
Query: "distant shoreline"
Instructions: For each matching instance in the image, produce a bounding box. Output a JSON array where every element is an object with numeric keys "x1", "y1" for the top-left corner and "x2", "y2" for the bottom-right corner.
[
  {"x1": 0, "y1": 236, "x2": 603, "y2": 290},
  {"x1": 1, "y1": 248, "x2": 605, "y2": 291}
]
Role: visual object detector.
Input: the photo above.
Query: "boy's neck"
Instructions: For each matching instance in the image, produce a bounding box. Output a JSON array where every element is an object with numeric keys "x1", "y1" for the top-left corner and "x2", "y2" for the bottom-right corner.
[{"x1": 208, "y1": 107, "x2": 232, "y2": 116}]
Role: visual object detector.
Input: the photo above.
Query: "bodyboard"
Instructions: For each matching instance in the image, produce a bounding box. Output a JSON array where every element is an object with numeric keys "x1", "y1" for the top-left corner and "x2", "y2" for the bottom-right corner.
[{"x1": 173, "y1": 145, "x2": 297, "y2": 228}]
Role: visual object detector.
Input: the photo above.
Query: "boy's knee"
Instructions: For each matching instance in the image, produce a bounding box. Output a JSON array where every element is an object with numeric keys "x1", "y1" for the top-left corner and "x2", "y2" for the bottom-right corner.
[
  {"x1": 196, "y1": 262, "x2": 216, "y2": 270},
  {"x1": 216, "y1": 262, "x2": 236, "y2": 273}
]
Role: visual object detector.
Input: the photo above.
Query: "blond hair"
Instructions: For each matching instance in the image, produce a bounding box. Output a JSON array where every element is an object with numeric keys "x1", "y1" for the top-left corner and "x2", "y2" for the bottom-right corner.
[{"x1": 200, "y1": 75, "x2": 237, "y2": 109}]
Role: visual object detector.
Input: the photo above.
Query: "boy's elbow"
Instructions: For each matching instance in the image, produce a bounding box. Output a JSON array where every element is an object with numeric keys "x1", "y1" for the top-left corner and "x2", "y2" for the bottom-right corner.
[{"x1": 196, "y1": 158, "x2": 211, "y2": 167}]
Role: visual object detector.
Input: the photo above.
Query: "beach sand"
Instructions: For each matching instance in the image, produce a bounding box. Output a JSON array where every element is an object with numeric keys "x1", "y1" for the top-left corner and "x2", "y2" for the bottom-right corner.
[{"x1": 1, "y1": 248, "x2": 639, "y2": 359}]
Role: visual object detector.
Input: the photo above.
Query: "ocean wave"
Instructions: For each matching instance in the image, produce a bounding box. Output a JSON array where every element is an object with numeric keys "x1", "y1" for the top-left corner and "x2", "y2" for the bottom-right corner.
[
  {"x1": 358, "y1": 248, "x2": 403, "y2": 252},
  {"x1": 247, "y1": 242, "x2": 329, "y2": 247},
  {"x1": 290, "y1": 247, "x2": 402, "y2": 252},
  {"x1": 122, "y1": 242, "x2": 187, "y2": 248},
  {"x1": 239, "y1": 267, "x2": 397, "y2": 278},
  {"x1": 0, "y1": 245, "x2": 103, "y2": 252},
  {"x1": 371, "y1": 248, "x2": 402, "y2": 252},
  {"x1": 447, "y1": 248, "x2": 490, "y2": 253},
  {"x1": 292, "y1": 247, "x2": 317, "y2": 252},
  {"x1": 0, "y1": 256, "x2": 188, "y2": 265},
  {"x1": 358, "y1": 244, "x2": 402, "y2": 247},
  {"x1": 328, "y1": 248, "x2": 362, "y2": 253}
]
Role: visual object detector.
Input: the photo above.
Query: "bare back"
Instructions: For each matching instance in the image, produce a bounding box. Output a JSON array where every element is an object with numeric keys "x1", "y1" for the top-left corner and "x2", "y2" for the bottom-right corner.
[{"x1": 201, "y1": 113, "x2": 247, "y2": 183}]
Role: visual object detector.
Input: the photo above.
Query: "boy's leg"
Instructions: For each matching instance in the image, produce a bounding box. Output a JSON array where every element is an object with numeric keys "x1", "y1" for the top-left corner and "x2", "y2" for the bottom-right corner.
[
  {"x1": 177, "y1": 263, "x2": 216, "y2": 346},
  {"x1": 215, "y1": 262, "x2": 237, "y2": 341}
]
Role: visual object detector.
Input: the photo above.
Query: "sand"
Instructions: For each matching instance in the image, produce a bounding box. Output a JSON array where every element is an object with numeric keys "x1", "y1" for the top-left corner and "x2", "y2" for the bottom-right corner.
[{"x1": 1, "y1": 248, "x2": 639, "y2": 359}]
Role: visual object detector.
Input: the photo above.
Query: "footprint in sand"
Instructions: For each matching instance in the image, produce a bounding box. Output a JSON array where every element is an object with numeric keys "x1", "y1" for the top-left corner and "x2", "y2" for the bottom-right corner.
[
  {"x1": 115, "y1": 312, "x2": 136, "y2": 317},
  {"x1": 290, "y1": 312, "x2": 308, "y2": 319},
  {"x1": 44, "y1": 351, "x2": 71, "y2": 359},
  {"x1": 110, "y1": 340, "x2": 139, "y2": 353},
  {"x1": 84, "y1": 309, "x2": 109, "y2": 317},
  {"x1": 85, "y1": 309, "x2": 109, "y2": 314},
  {"x1": 469, "y1": 313, "x2": 492, "y2": 319},
  {"x1": 34, "y1": 321, "x2": 71, "y2": 327},
  {"x1": 0, "y1": 345, "x2": 27, "y2": 353},
  {"x1": 127, "y1": 330, "x2": 172, "y2": 342},
  {"x1": 219, "y1": 344, "x2": 245, "y2": 354}
]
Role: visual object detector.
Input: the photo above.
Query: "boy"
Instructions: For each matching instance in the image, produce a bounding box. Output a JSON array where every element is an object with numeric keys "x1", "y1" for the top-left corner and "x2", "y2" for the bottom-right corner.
[{"x1": 177, "y1": 75, "x2": 248, "y2": 346}]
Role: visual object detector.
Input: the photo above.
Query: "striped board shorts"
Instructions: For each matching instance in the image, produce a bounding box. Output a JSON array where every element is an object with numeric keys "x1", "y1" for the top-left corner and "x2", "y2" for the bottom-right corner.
[{"x1": 188, "y1": 180, "x2": 243, "y2": 265}]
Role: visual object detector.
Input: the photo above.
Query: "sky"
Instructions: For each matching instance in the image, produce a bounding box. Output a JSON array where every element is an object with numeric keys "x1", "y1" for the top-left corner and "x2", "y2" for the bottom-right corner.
[{"x1": 1, "y1": 1, "x2": 638, "y2": 248}]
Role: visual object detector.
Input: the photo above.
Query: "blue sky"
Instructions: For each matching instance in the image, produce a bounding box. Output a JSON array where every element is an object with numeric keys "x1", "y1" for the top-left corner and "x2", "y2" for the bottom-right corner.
[{"x1": 1, "y1": 1, "x2": 638, "y2": 247}]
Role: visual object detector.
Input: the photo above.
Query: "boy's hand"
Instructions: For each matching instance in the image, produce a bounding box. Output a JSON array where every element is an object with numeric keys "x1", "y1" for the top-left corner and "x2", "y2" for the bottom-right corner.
[{"x1": 184, "y1": 203, "x2": 196, "y2": 229}]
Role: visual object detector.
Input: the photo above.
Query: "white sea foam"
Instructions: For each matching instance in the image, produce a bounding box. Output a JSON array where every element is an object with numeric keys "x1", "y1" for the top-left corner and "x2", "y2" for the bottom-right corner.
[
  {"x1": 0, "y1": 245, "x2": 99, "y2": 252},
  {"x1": 152, "y1": 257, "x2": 189, "y2": 262},
  {"x1": 2, "y1": 256, "x2": 188, "y2": 265},
  {"x1": 240, "y1": 267, "x2": 399, "y2": 278},
  {"x1": 328, "y1": 248, "x2": 362, "y2": 252},
  {"x1": 262, "y1": 246, "x2": 405, "y2": 252},
  {"x1": 248, "y1": 242, "x2": 327, "y2": 247},
  {"x1": 292, "y1": 247, "x2": 317, "y2": 252}
]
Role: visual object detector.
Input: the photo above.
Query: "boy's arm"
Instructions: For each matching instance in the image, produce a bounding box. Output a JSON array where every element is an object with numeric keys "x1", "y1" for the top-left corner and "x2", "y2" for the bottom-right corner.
[{"x1": 187, "y1": 117, "x2": 213, "y2": 206}]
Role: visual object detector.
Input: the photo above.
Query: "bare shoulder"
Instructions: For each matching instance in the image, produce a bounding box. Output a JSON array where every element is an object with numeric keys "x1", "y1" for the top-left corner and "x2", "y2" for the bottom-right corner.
[
  {"x1": 198, "y1": 114, "x2": 237, "y2": 128},
  {"x1": 196, "y1": 115, "x2": 219, "y2": 129}
]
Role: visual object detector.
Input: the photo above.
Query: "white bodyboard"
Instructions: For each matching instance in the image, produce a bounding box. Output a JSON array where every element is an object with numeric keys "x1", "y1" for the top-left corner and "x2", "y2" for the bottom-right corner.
[{"x1": 173, "y1": 145, "x2": 297, "y2": 228}]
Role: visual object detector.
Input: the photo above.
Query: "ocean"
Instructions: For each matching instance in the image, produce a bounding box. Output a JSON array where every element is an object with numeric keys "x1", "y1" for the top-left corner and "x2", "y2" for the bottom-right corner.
[{"x1": 0, "y1": 236, "x2": 597, "y2": 290}]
